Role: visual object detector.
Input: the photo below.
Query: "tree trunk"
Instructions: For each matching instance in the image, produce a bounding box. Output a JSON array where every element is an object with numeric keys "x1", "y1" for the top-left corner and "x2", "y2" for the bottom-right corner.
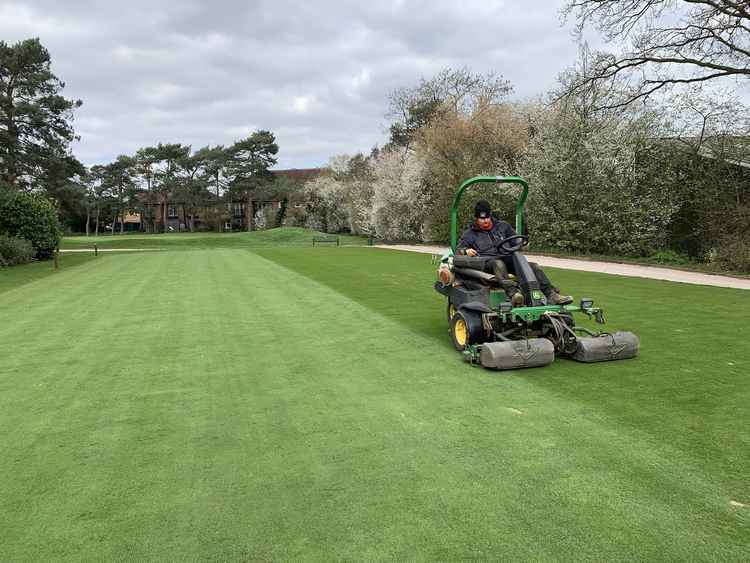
[
  {"x1": 120, "y1": 208, "x2": 125, "y2": 234},
  {"x1": 251, "y1": 197, "x2": 255, "y2": 232},
  {"x1": 85, "y1": 208, "x2": 90, "y2": 236},
  {"x1": 95, "y1": 206, "x2": 100, "y2": 236},
  {"x1": 3, "y1": 100, "x2": 19, "y2": 188},
  {"x1": 215, "y1": 172, "x2": 222, "y2": 232}
]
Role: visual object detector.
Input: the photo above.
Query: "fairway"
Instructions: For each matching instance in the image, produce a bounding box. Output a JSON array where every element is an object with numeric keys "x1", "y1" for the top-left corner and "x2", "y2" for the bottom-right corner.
[{"x1": 1, "y1": 247, "x2": 748, "y2": 560}]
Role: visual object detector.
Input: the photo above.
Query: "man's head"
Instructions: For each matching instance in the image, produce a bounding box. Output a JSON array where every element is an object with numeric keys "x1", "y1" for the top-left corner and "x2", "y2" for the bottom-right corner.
[{"x1": 474, "y1": 200, "x2": 493, "y2": 231}]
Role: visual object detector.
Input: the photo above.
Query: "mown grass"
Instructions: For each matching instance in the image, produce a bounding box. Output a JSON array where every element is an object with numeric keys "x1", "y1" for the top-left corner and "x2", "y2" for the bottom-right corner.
[
  {"x1": 0, "y1": 246, "x2": 747, "y2": 560},
  {"x1": 0, "y1": 252, "x2": 96, "y2": 295},
  {"x1": 61, "y1": 227, "x2": 368, "y2": 250}
]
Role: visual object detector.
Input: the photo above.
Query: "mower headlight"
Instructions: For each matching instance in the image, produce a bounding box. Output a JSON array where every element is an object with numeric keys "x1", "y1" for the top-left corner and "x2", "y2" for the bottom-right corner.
[
  {"x1": 580, "y1": 298, "x2": 594, "y2": 309},
  {"x1": 438, "y1": 266, "x2": 454, "y2": 285}
]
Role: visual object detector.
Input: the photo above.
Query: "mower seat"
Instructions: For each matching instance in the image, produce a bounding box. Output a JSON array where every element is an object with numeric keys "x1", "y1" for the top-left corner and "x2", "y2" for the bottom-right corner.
[{"x1": 452, "y1": 255, "x2": 488, "y2": 270}]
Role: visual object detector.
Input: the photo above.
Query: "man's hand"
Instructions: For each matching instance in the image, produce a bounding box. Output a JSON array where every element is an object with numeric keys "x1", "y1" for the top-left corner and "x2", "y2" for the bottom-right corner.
[{"x1": 466, "y1": 248, "x2": 478, "y2": 257}]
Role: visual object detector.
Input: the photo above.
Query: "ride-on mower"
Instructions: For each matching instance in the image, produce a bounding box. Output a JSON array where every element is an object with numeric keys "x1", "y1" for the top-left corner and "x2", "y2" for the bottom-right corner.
[{"x1": 434, "y1": 176, "x2": 639, "y2": 370}]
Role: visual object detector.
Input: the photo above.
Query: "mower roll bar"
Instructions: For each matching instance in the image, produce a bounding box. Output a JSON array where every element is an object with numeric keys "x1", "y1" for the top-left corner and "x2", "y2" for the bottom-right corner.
[{"x1": 450, "y1": 176, "x2": 529, "y2": 253}]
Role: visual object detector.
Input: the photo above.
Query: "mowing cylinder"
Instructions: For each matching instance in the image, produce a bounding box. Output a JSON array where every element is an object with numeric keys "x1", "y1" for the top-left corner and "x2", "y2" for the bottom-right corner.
[
  {"x1": 480, "y1": 339, "x2": 555, "y2": 370},
  {"x1": 572, "y1": 331, "x2": 640, "y2": 363}
]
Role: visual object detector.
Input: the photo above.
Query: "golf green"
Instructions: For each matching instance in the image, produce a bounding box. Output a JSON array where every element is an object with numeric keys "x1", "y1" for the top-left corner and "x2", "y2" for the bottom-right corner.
[{"x1": 0, "y1": 247, "x2": 748, "y2": 560}]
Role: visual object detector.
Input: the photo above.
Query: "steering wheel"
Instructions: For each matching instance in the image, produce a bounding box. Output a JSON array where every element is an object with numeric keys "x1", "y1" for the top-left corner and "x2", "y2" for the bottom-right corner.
[{"x1": 496, "y1": 234, "x2": 529, "y2": 254}]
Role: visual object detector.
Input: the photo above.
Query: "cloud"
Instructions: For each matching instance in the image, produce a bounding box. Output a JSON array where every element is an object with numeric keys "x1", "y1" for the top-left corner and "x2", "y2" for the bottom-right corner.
[{"x1": 2, "y1": 0, "x2": 589, "y2": 168}]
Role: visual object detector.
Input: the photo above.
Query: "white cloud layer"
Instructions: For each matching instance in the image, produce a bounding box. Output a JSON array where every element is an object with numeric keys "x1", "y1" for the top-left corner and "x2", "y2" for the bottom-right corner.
[{"x1": 1, "y1": 0, "x2": 592, "y2": 168}]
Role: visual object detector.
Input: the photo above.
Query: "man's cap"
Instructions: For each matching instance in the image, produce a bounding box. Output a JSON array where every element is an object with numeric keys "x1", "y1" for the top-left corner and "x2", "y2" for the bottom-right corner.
[{"x1": 474, "y1": 200, "x2": 492, "y2": 219}]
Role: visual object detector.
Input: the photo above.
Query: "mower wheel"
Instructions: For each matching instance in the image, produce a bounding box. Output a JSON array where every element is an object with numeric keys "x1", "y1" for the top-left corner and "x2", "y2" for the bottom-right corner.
[
  {"x1": 450, "y1": 309, "x2": 484, "y2": 351},
  {"x1": 447, "y1": 302, "x2": 458, "y2": 323}
]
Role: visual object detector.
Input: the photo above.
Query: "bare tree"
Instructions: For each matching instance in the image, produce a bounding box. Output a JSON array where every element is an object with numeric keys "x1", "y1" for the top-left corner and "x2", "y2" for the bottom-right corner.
[
  {"x1": 563, "y1": 0, "x2": 750, "y2": 108},
  {"x1": 387, "y1": 67, "x2": 512, "y2": 152}
]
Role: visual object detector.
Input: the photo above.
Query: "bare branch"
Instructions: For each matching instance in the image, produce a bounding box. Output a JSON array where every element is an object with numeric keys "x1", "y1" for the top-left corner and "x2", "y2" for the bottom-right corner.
[{"x1": 562, "y1": 0, "x2": 749, "y2": 109}]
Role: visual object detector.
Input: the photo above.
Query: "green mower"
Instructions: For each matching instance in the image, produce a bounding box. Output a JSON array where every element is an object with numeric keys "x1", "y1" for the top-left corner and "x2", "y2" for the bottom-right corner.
[{"x1": 434, "y1": 176, "x2": 639, "y2": 370}]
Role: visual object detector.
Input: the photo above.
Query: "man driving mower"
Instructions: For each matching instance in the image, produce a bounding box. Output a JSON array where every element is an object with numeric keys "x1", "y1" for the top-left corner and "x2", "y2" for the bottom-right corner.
[{"x1": 456, "y1": 200, "x2": 573, "y2": 307}]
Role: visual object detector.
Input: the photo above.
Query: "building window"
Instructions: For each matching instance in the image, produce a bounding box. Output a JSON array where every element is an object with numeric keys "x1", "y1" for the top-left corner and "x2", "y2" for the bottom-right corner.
[
  {"x1": 233, "y1": 203, "x2": 244, "y2": 217},
  {"x1": 167, "y1": 205, "x2": 178, "y2": 218}
]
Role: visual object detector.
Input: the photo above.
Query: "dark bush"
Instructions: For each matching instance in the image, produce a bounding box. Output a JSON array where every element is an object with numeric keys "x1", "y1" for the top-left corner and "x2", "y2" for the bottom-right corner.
[
  {"x1": 0, "y1": 235, "x2": 35, "y2": 266},
  {"x1": 647, "y1": 250, "x2": 693, "y2": 266},
  {"x1": 0, "y1": 193, "x2": 62, "y2": 259},
  {"x1": 713, "y1": 237, "x2": 750, "y2": 274}
]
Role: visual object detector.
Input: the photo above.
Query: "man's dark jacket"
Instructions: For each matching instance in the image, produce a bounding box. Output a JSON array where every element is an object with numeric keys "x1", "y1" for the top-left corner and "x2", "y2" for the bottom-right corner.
[{"x1": 456, "y1": 219, "x2": 517, "y2": 257}]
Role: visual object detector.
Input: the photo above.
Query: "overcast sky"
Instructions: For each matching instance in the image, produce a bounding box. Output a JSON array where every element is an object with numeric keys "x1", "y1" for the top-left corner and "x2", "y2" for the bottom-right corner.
[{"x1": 1, "y1": 0, "x2": 599, "y2": 169}]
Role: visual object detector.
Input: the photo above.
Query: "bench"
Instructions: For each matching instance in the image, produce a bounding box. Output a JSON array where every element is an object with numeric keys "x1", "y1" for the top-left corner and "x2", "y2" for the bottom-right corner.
[{"x1": 312, "y1": 236, "x2": 340, "y2": 247}]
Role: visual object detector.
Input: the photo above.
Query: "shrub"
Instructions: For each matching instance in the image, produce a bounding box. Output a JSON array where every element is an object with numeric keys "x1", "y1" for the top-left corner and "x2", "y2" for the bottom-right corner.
[
  {"x1": 369, "y1": 150, "x2": 428, "y2": 241},
  {"x1": 0, "y1": 193, "x2": 62, "y2": 259},
  {"x1": 0, "y1": 235, "x2": 35, "y2": 266},
  {"x1": 712, "y1": 238, "x2": 750, "y2": 274},
  {"x1": 302, "y1": 177, "x2": 351, "y2": 233},
  {"x1": 647, "y1": 249, "x2": 693, "y2": 266}
]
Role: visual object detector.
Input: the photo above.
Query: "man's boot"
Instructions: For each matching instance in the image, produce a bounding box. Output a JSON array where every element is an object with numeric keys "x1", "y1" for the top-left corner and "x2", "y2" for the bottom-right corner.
[{"x1": 545, "y1": 288, "x2": 573, "y2": 305}]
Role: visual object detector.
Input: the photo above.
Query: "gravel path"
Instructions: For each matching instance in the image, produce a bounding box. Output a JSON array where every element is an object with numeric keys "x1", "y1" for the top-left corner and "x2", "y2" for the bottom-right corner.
[{"x1": 375, "y1": 244, "x2": 750, "y2": 290}]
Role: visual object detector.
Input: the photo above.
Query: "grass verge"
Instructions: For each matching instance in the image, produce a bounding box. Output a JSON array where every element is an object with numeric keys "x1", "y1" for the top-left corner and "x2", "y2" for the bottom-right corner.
[{"x1": 0, "y1": 253, "x2": 97, "y2": 295}]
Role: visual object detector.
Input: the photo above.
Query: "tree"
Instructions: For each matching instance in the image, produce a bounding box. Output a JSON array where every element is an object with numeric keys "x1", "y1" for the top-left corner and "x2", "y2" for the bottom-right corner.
[
  {"x1": 38, "y1": 152, "x2": 87, "y2": 231},
  {"x1": 175, "y1": 149, "x2": 215, "y2": 232},
  {"x1": 369, "y1": 150, "x2": 427, "y2": 241},
  {"x1": 226, "y1": 131, "x2": 278, "y2": 231},
  {"x1": 0, "y1": 38, "x2": 82, "y2": 189},
  {"x1": 133, "y1": 146, "x2": 161, "y2": 232},
  {"x1": 416, "y1": 101, "x2": 532, "y2": 241},
  {"x1": 522, "y1": 57, "x2": 679, "y2": 256},
  {"x1": 194, "y1": 145, "x2": 228, "y2": 231},
  {"x1": 654, "y1": 87, "x2": 750, "y2": 262},
  {"x1": 387, "y1": 67, "x2": 512, "y2": 151},
  {"x1": 88, "y1": 165, "x2": 108, "y2": 236},
  {"x1": 300, "y1": 176, "x2": 351, "y2": 234},
  {"x1": 152, "y1": 143, "x2": 190, "y2": 230},
  {"x1": 79, "y1": 169, "x2": 96, "y2": 236},
  {"x1": 564, "y1": 0, "x2": 750, "y2": 108},
  {"x1": 96, "y1": 156, "x2": 136, "y2": 234}
]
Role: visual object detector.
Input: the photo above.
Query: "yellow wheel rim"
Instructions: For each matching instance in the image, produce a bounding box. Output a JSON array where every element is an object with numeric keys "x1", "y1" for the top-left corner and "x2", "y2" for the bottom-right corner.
[
  {"x1": 448, "y1": 304, "x2": 456, "y2": 319},
  {"x1": 454, "y1": 318, "x2": 468, "y2": 346}
]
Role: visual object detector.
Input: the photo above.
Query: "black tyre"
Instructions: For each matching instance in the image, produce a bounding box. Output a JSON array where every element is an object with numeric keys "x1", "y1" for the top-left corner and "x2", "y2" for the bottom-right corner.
[{"x1": 450, "y1": 309, "x2": 485, "y2": 351}]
